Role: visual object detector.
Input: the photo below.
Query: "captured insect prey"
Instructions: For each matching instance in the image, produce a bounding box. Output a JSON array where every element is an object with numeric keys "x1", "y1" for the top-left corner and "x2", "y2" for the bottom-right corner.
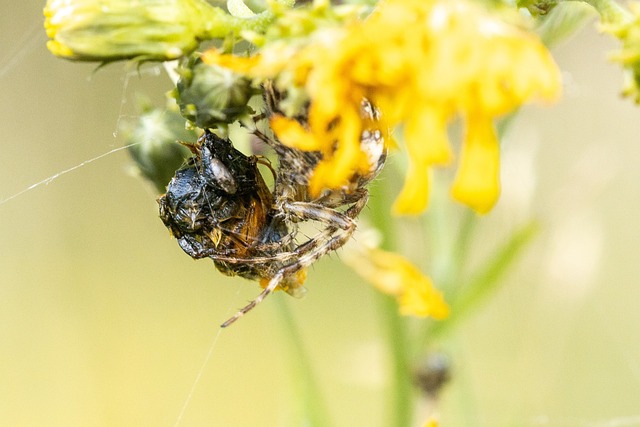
[{"x1": 158, "y1": 101, "x2": 386, "y2": 327}]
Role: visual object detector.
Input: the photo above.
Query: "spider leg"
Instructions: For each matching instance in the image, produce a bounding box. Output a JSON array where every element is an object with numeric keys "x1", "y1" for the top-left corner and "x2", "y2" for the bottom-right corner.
[
  {"x1": 190, "y1": 193, "x2": 369, "y2": 265},
  {"x1": 221, "y1": 271, "x2": 284, "y2": 327},
  {"x1": 220, "y1": 192, "x2": 370, "y2": 327},
  {"x1": 284, "y1": 192, "x2": 369, "y2": 264},
  {"x1": 215, "y1": 193, "x2": 366, "y2": 263},
  {"x1": 278, "y1": 190, "x2": 370, "y2": 271},
  {"x1": 283, "y1": 201, "x2": 354, "y2": 230},
  {"x1": 219, "y1": 227, "x2": 345, "y2": 328},
  {"x1": 313, "y1": 188, "x2": 369, "y2": 209}
]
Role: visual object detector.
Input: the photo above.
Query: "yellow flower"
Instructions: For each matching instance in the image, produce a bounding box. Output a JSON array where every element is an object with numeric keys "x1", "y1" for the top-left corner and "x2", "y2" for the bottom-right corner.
[
  {"x1": 342, "y1": 230, "x2": 449, "y2": 319},
  {"x1": 204, "y1": 0, "x2": 561, "y2": 215}
]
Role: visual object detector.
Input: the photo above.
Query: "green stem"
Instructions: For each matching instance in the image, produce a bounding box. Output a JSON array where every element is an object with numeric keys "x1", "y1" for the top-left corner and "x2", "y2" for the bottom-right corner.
[
  {"x1": 439, "y1": 209, "x2": 476, "y2": 301},
  {"x1": 368, "y1": 178, "x2": 414, "y2": 427},
  {"x1": 275, "y1": 297, "x2": 332, "y2": 427},
  {"x1": 426, "y1": 220, "x2": 540, "y2": 340},
  {"x1": 375, "y1": 294, "x2": 413, "y2": 427},
  {"x1": 199, "y1": 0, "x2": 295, "y2": 38}
]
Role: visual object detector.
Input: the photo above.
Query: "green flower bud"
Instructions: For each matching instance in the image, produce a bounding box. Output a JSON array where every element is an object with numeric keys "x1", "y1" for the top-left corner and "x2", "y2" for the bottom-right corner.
[
  {"x1": 124, "y1": 99, "x2": 197, "y2": 193},
  {"x1": 43, "y1": 0, "x2": 232, "y2": 62},
  {"x1": 174, "y1": 58, "x2": 255, "y2": 128}
]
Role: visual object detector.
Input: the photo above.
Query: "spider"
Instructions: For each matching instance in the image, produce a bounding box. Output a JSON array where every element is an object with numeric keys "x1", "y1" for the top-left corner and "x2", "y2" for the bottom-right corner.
[{"x1": 158, "y1": 100, "x2": 385, "y2": 327}]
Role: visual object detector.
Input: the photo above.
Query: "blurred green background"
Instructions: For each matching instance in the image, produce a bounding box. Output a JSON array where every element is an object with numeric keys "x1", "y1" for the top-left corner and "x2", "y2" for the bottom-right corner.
[{"x1": 3, "y1": 2, "x2": 640, "y2": 426}]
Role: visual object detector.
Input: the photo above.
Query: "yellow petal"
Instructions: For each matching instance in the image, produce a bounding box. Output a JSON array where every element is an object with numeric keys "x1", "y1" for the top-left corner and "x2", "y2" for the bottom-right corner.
[
  {"x1": 202, "y1": 49, "x2": 262, "y2": 75},
  {"x1": 46, "y1": 40, "x2": 74, "y2": 58},
  {"x1": 308, "y1": 161, "x2": 350, "y2": 195},
  {"x1": 451, "y1": 115, "x2": 500, "y2": 214},
  {"x1": 308, "y1": 107, "x2": 365, "y2": 195},
  {"x1": 344, "y1": 243, "x2": 449, "y2": 319},
  {"x1": 271, "y1": 115, "x2": 323, "y2": 151},
  {"x1": 404, "y1": 105, "x2": 453, "y2": 166},
  {"x1": 398, "y1": 273, "x2": 450, "y2": 319},
  {"x1": 308, "y1": 139, "x2": 362, "y2": 194},
  {"x1": 392, "y1": 165, "x2": 431, "y2": 215}
]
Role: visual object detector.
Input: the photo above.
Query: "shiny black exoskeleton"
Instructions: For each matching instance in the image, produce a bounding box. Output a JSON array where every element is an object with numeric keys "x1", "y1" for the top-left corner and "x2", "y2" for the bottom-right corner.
[{"x1": 158, "y1": 131, "x2": 286, "y2": 280}]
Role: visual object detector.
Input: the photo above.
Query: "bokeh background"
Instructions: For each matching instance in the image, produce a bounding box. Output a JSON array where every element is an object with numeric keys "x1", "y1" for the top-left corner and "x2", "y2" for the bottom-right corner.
[{"x1": 2, "y1": 2, "x2": 640, "y2": 426}]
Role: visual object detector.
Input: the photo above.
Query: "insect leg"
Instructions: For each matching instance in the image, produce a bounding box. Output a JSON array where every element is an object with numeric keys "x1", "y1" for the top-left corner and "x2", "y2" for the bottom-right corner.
[{"x1": 221, "y1": 271, "x2": 284, "y2": 327}]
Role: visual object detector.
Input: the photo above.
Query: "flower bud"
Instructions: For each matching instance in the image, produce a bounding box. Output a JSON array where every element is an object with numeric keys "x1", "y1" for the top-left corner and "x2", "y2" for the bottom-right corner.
[
  {"x1": 44, "y1": 0, "x2": 229, "y2": 62},
  {"x1": 174, "y1": 58, "x2": 255, "y2": 128},
  {"x1": 124, "y1": 99, "x2": 197, "y2": 193}
]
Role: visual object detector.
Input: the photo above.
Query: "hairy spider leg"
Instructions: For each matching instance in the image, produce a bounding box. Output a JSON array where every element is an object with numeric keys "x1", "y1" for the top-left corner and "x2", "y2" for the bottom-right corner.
[
  {"x1": 220, "y1": 193, "x2": 369, "y2": 327},
  {"x1": 184, "y1": 192, "x2": 367, "y2": 265},
  {"x1": 220, "y1": 271, "x2": 284, "y2": 327}
]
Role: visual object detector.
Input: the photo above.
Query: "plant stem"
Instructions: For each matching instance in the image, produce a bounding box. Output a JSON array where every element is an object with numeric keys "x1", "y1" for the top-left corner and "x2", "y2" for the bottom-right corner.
[
  {"x1": 200, "y1": 0, "x2": 295, "y2": 39},
  {"x1": 426, "y1": 220, "x2": 540, "y2": 340},
  {"x1": 376, "y1": 293, "x2": 414, "y2": 427},
  {"x1": 275, "y1": 297, "x2": 332, "y2": 427},
  {"x1": 368, "y1": 177, "x2": 414, "y2": 427}
]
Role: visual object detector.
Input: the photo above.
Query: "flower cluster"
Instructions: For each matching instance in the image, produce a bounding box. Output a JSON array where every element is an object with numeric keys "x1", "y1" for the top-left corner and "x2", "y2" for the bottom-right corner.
[{"x1": 205, "y1": 0, "x2": 562, "y2": 215}]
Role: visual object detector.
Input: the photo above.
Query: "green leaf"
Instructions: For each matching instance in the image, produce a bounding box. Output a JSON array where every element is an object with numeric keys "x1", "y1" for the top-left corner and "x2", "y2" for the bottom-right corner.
[{"x1": 427, "y1": 220, "x2": 540, "y2": 339}]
